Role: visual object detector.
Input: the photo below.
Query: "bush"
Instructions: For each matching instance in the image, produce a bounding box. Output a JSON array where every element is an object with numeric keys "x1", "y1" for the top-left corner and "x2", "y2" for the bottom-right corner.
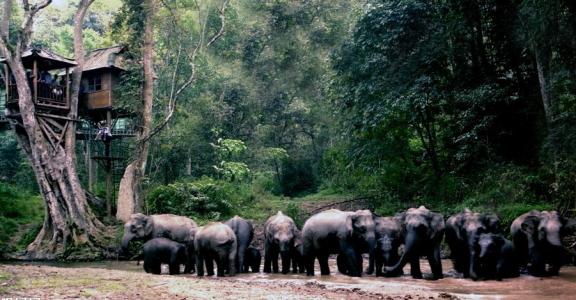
[
  {"x1": 0, "y1": 183, "x2": 43, "y2": 256},
  {"x1": 146, "y1": 177, "x2": 253, "y2": 222}
]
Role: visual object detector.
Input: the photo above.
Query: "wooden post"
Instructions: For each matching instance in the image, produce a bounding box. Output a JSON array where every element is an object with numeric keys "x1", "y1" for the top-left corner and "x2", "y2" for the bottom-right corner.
[
  {"x1": 86, "y1": 138, "x2": 94, "y2": 192},
  {"x1": 33, "y1": 59, "x2": 37, "y2": 104},
  {"x1": 105, "y1": 110, "x2": 112, "y2": 218},
  {"x1": 65, "y1": 67, "x2": 70, "y2": 109},
  {"x1": 4, "y1": 65, "x2": 8, "y2": 102}
]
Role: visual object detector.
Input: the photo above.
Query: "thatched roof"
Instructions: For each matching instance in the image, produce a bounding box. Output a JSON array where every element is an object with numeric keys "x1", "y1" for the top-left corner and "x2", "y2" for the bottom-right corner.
[
  {"x1": 83, "y1": 46, "x2": 126, "y2": 72},
  {"x1": 0, "y1": 48, "x2": 77, "y2": 70}
]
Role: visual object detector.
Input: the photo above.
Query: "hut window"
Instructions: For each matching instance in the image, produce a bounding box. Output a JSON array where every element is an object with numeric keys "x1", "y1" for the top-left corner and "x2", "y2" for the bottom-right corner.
[{"x1": 87, "y1": 76, "x2": 102, "y2": 92}]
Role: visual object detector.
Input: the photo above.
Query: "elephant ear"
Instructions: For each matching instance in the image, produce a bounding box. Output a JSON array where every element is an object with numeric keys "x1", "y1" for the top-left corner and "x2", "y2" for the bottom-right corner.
[
  {"x1": 521, "y1": 215, "x2": 540, "y2": 237},
  {"x1": 346, "y1": 214, "x2": 355, "y2": 236},
  {"x1": 143, "y1": 215, "x2": 154, "y2": 236},
  {"x1": 453, "y1": 213, "x2": 466, "y2": 241},
  {"x1": 429, "y1": 212, "x2": 445, "y2": 240}
]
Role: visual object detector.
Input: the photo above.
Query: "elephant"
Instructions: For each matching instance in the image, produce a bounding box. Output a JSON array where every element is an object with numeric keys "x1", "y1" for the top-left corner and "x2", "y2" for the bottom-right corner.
[
  {"x1": 194, "y1": 222, "x2": 237, "y2": 277},
  {"x1": 264, "y1": 211, "x2": 298, "y2": 274},
  {"x1": 301, "y1": 209, "x2": 376, "y2": 277},
  {"x1": 121, "y1": 213, "x2": 198, "y2": 273},
  {"x1": 445, "y1": 209, "x2": 500, "y2": 279},
  {"x1": 477, "y1": 233, "x2": 519, "y2": 280},
  {"x1": 374, "y1": 216, "x2": 404, "y2": 277},
  {"x1": 142, "y1": 237, "x2": 188, "y2": 275},
  {"x1": 244, "y1": 247, "x2": 261, "y2": 273},
  {"x1": 336, "y1": 216, "x2": 404, "y2": 277},
  {"x1": 225, "y1": 215, "x2": 254, "y2": 273},
  {"x1": 384, "y1": 206, "x2": 444, "y2": 280},
  {"x1": 511, "y1": 210, "x2": 568, "y2": 276},
  {"x1": 291, "y1": 229, "x2": 306, "y2": 273}
]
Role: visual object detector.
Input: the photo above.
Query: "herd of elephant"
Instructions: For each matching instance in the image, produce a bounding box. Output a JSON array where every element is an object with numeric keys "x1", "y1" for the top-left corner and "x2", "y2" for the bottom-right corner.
[{"x1": 120, "y1": 206, "x2": 574, "y2": 281}]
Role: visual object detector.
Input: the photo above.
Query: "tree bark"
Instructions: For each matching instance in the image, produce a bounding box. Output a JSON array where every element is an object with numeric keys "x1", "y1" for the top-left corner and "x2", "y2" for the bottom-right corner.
[
  {"x1": 0, "y1": 0, "x2": 104, "y2": 259},
  {"x1": 117, "y1": 0, "x2": 155, "y2": 221},
  {"x1": 534, "y1": 43, "x2": 553, "y2": 124}
]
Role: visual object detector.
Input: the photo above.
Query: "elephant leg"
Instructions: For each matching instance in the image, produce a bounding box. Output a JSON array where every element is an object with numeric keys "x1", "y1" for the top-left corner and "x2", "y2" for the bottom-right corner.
[
  {"x1": 281, "y1": 251, "x2": 291, "y2": 274},
  {"x1": 206, "y1": 254, "x2": 215, "y2": 276},
  {"x1": 291, "y1": 252, "x2": 299, "y2": 273},
  {"x1": 196, "y1": 252, "x2": 205, "y2": 277},
  {"x1": 337, "y1": 254, "x2": 348, "y2": 275},
  {"x1": 365, "y1": 249, "x2": 375, "y2": 275},
  {"x1": 272, "y1": 248, "x2": 280, "y2": 273},
  {"x1": 410, "y1": 256, "x2": 422, "y2": 279},
  {"x1": 228, "y1": 247, "x2": 237, "y2": 276},
  {"x1": 428, "y1": 246, "x2": 443, "y2": 280},
  {"x1": 341, "y1": 246, "x2": 361, "y2": 277},
  {"x1": 217, "y1": 253, "x2": 226, "y2": 277},
  {"x1": 318, "y1": 253, "x2": 330, "y2": 276},
  {"x1": 547, "y1": 246, "x2": 563, "y2": 276},
  {"x1": 303, "y1": 243, "x2": 315, "y2": 276},
  {"x1": 375, "y1": 251, "x2": 384, "y2": 277},
  {"x1": 169, "y1": 262, "x2": 180, "y2": 275},
  {"x1": 264, "y1": 242, "x2": 272, "y2": 273},
  {"x1": 237, "y1": 244, "x2": 247, "y2": 273},
  {"x1": 185, "y1": 245, "x2": 195, "y2": 273}
]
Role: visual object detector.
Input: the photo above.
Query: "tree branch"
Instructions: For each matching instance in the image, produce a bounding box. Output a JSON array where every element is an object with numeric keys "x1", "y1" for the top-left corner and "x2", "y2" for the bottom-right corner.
[{"x1": 138, "y1": 0, "x2": 229, "y2": 144}]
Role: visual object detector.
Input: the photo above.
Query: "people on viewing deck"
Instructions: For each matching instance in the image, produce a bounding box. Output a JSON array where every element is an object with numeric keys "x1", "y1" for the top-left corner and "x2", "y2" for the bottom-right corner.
[{"x1": 40, "y1": 70, "x2": 53, "y2": 84}]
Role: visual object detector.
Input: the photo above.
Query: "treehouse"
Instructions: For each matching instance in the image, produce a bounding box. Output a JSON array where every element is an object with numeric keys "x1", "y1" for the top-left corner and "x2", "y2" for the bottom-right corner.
[
  {"x1": 1, "y1": 47, "x2": 76, "y2": 112},
  {"x1": 77, "y1": 46, "x2": 137, "y2": 139}
]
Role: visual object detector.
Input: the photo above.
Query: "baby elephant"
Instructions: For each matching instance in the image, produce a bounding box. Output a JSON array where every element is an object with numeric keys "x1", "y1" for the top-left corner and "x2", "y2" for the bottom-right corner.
[
  {"x1": 477, "y1": 233, "x2": 519, "y2": 280},
  {"x1": 142, "y1": 237, "x2": 188, "y2": 275},
  {"x1": 195, "y1": 222, "x2": 238, "y2": 277},
  {"x1": 244, "y1": 247, "x2": 262, "y2": 273}
]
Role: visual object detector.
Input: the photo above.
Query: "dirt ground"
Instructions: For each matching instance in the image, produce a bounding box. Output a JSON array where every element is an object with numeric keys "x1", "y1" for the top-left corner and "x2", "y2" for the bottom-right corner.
[{"x1": 1, "y1": 260, "x2": 575, "y2": 300}]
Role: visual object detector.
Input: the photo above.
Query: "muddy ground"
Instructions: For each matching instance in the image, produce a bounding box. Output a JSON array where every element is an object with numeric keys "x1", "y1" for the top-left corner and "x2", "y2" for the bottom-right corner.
[{"x1": 0, "y1": 259, "x2": 575, "y2": 300}]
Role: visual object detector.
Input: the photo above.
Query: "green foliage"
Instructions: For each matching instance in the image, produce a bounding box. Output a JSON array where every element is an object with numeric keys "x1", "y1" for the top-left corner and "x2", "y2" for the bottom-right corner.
[
  {"x1": 0, "y1": 183, "x2": 44, "y2": 256},
  {"x1": 146, "y1": 177, "x2": 253, "y2": 222}
]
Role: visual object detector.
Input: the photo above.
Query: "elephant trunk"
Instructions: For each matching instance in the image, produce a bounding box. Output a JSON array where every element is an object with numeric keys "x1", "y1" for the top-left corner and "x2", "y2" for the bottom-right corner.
[
  {"x1": 281, "y1": 250, "x2": 291, "y2": 274},
  {"x1": 121, "y1": 233, "x2": 133, "y2": 254},
  {"x1": 546, "y1": 229, "x2": 562, "y2": 247},
  {"x1": 385, "y1": 230, "x2": 419, "y2": 275},
  {"x1": 366, "y1": 233, "x2": 376, "y2": 274}
]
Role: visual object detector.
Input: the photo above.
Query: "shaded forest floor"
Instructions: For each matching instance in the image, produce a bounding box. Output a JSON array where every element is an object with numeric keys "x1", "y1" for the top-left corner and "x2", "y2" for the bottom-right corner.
[{"x1": 2, "y1": 260, "x2": 576, "y2": 299}]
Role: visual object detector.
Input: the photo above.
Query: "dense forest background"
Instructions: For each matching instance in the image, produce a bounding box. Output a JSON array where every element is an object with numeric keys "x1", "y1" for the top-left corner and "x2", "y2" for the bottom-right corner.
[{"x1": 1, "y1": 0, "x2": 576, "y2": 255}]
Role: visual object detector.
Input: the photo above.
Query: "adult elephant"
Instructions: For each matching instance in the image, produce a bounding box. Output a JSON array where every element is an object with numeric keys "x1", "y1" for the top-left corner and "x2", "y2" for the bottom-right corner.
[
  {"x1": 121, "y1": 213, "x2": 198, "y2": 273},
  {"x1": 264, "y1": 211, "x2": 298, "y2": 274},
  {"x1": 224, "y1": 215, "x2": 254, "y2": 273},
  {"x1": 374, "y1": 216, "x2": 404, "y2": 277},
  {"x1": 384, "y1": 206, "x2": 444, "y2": 280},
  {"x1": 302, "y1": 209, "x2": 375, "y2": 277},
  {"x1": 445, "y1": 209, "x2": 500, "y2": 279},
  {"x1": 511, "y1": 210, "x2": 568, "y2": 276},
  {"x1": 195, "y1": 222, "x2": 237, "y2": 277}
]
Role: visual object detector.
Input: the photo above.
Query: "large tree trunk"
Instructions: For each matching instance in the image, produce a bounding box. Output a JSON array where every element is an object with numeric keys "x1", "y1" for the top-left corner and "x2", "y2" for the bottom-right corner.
[
  {"x1": 534, "y1": 43, "x2": 553, "y2": 124},
  {"x1": 117, "y1": 0, "x2": 155, "y2": 221},
  {"x1": 0, "y1": 0, "x2": 104, "y2": 259}
]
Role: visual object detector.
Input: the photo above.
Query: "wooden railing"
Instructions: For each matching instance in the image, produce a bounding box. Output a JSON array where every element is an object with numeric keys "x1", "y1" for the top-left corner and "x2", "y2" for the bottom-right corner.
[{"x1": 7, "y1": 83, "x2": 69, "y2": 109}]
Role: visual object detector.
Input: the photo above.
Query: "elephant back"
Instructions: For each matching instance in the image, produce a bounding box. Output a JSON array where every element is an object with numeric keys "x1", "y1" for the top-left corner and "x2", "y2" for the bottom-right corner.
[{"x1": 151, "y1": 214, "x2": 198, "y2": 243}]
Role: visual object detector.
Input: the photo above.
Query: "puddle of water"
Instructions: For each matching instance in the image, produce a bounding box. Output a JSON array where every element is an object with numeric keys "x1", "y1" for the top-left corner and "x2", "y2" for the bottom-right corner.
[{"x1": 3, "y1": 259, "x2": 576, "y2": 299}]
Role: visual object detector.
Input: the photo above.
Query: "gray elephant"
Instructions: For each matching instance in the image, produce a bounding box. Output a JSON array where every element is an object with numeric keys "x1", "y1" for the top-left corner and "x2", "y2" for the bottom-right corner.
[
  {"x1": 302, "y1": 209, "x2": 375, "y2": 277},
  {"x1": 511, "y1": 210, "x2": 568, "y2": 276},
  {"x1": 195, "y1": 222, "x2": 237, "y2": 277},
  {"x1": 121, "y1": 213, "x2": 198, "y2": 273},
  {"x1": 445, "y1": 209, "x2": 500, "y2": 279},
  {"x1": 264, "y1": 211, "x2": 298, "y2": 274},
  {"x1": 384, "y1": 206, "x2": 444, "y2": 279},
  {"x1": 291, "y1": 229, "x2": 306, "y2": 273},
  {"x1": 142, "y1": 237, "x2": 188, "y2": 275},
  {"x1": 477, "y1": 233, "x2": 519, "y2": 280},
  {"x1": 224, "y1": 215, "x2": 254, "y2": 273},
  {"x1": 244, "y1": 247, "x2": 261, "y2": 273},
  {"x1": 374, "y1": 216, "x2": 404, "y2": 277}
]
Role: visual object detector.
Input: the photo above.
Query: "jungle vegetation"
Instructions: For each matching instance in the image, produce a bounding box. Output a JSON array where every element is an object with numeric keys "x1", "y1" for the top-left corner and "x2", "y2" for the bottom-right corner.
[{"x1": 0, "y1": 0, "x2": 575, "y2": 257}]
